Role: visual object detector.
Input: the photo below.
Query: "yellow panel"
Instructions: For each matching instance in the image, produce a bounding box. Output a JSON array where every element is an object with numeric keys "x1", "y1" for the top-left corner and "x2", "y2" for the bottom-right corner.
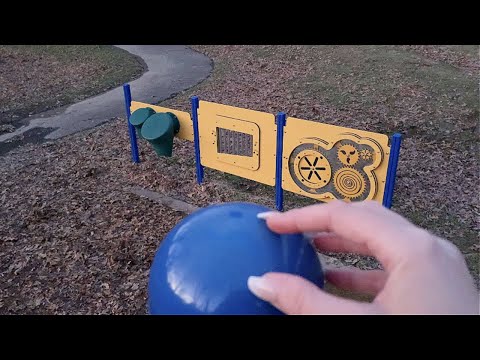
[
  {"x1": 198, "y1": 101, "x2": 277, "y2": 186},
  {"x1": 282, "y1": 117, "x2": 390, "y2": 204},
  {"x1": 130, "y1": 101, "x2": 193, "y2": 141}
]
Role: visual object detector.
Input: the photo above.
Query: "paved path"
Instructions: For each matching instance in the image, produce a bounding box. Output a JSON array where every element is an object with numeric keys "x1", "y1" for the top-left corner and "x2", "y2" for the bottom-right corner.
[{"x1": 0, "y1": 45, "x2": 212, "y2": 154}]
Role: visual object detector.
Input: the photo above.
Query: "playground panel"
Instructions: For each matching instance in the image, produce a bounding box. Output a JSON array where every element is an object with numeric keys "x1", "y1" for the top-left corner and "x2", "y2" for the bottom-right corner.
[
  {"x1": 282, "y1": 117, "x2": 390, "y2": 203},
  {"x1": 125, "y1": 86, "x2": 401, "y2": 210},
  {"x1": 197, "y1": 101, "x2": 277, "y2": 186}
]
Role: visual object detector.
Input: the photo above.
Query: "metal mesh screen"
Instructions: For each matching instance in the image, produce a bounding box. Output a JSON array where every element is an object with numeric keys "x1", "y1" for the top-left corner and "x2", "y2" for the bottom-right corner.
[{"x1": 217, "y1": 128, "x2": 253, "y2": 156}]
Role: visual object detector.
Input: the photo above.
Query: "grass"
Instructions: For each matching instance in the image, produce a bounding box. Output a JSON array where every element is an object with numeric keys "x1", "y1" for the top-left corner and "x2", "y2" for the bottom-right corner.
[
  {"x1": 443, "y1": 45, "x2": 478, "y2": 57},
  {"x1": 0, "y1": 45, "x2": 145, "y2": 127},
  {"x1": 247, "y1": 45, "x2": 478, "y2": 142},
  {"x1": 295, "y1": 46, "x2": 477, "y2": 136},
  {"x1": 408, "y1": 209, "x2": 479, "y2": 254}
]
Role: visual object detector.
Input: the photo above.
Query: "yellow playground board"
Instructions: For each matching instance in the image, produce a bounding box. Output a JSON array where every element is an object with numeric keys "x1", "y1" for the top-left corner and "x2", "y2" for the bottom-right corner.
[
  {"x1": 197, "y1": 101, "x2": 277, "y2": 186},
  {"x1": 128, "y1": 99, "x2": 393, "y2": 205},
  {"x1": 282, "y1": 116, "x2": 390, "y2": 203}
]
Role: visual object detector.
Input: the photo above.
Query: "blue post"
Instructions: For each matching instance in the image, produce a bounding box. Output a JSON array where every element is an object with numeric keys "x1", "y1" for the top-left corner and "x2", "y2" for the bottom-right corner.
[
  {"x1": 275, "y1": 112, "x2": 287, "y2": 211},
  {"x1": 123, "y1": 83, "x2": 140, "y2": 164},
  {"x1": 383, "y1": 133, "x2": 402, "y2": 208},
  {"x1": 191, "y1": 96, "x2": 204, "y2": 184}
]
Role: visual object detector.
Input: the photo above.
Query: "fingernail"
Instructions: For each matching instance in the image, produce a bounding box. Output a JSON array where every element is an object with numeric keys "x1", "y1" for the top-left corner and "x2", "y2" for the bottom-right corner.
[
  {"x1": 257, "y1": 211, "x2": 277, "y2": 220},
  {"x1": 247, "y1": 276, "x2": 276, "y2": 301}
]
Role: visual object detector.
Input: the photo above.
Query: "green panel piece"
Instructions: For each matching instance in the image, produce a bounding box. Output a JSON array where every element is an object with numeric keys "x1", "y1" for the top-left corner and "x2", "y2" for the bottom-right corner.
[
  {"x1": 166, "y1": 112, "x2": 180, "y2": 134},
  {"x1": 141, "y1": 112, "x2": 180, "y2": 157},
  {"x1": 129, "y1": 107, "x2": 155, "y2": 139}
]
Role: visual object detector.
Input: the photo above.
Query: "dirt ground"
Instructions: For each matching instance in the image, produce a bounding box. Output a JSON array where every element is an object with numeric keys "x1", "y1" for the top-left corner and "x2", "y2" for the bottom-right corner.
[
  {"x1": 0, "y1": 45, "x2": 478, "y2": 314},
  {"x1": 0, "y1": 45, "x2": 145, "y2": 133}
]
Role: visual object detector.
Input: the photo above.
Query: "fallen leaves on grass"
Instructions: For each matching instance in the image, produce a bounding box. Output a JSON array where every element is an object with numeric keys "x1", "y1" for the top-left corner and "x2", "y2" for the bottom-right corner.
[
  {"x1": 1, "y1": 45, "x2": 478, "y2": 314},
  {"x1": 0, "y1": 45, "x2": 144, "y2": 131}
]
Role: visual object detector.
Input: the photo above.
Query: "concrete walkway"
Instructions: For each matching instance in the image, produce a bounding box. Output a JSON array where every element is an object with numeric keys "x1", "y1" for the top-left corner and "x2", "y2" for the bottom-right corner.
[{"x1": 0, "y1": 45, "x2": 212, "y2": 151}]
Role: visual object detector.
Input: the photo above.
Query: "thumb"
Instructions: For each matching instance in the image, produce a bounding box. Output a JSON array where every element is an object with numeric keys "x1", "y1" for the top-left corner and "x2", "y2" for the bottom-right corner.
[{"x1": 247, "y1": 272, "x2": 378, "y2": 315}]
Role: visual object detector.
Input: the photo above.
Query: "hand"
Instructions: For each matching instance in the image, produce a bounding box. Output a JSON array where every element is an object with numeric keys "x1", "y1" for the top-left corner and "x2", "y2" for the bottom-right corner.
[{"x1": 248, "y1": 200, "x2": 479, "y2": 314}]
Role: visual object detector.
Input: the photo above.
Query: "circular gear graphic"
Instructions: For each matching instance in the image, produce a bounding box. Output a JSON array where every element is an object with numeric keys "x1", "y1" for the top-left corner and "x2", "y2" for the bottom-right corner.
[
  {"x1": 288, "y1": 143, "x2": 332, "y2": 194},
  {"x1": 337, "y1": 144, "x2": 359, "y2": 166},
  {"x1": 333, "y1": 167, "x2": 366, "y2": 199},
  {"x1": 359, "y1": 149, "x2": 373, "y2": 161},
  {"x1": 294, "y1": 150, "x2": 332, "y2": 189}
]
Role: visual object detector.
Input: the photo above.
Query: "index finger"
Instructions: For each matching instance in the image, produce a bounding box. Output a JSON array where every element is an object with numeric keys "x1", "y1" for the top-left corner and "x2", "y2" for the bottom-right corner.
[{"x1": 264, "y1": 200, "x2": 429, "y2": 271}]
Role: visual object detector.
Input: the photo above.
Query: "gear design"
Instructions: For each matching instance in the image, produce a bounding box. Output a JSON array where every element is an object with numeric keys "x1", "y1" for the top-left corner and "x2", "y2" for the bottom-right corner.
[
  {"x1": 298, "y1": 153, "x2": 330, "y2": 184},
  {"x1": 295, "y1": 150, "x2": 331, "y2": 190},
  {"x1": 337, "y1": 144, "x2": 359, "y2": 166},
  {"x1": 333, "y1": 167, "x2": 366, "y2": 199},
  {"x1": 359, "y1": 149, "x2": 373, "y2": 161},
  {"x1": 288, "y1": 143, "x2": 332, "y2": 194}
]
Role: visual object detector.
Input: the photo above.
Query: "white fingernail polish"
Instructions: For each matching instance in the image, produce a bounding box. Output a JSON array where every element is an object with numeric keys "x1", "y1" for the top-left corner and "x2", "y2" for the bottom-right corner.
[
  {"x1": 247, "y1": 276, "x2": 275, "y2": 301},
  {"x1": 257, "y1": 211, "x2": 276, "y2": 220}
]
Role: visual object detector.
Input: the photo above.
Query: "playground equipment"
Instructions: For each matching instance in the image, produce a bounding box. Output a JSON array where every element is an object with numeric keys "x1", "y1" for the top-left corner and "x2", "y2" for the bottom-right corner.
[
  {"x1": 123, "y1": 84, "x2": 402, "y2": 211},
  {"x1": 148, "y1": 202, "x2": 324, "y2": 315}
]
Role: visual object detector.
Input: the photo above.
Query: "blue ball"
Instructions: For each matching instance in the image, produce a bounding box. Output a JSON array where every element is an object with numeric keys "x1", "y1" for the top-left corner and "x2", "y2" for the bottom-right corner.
[{"x1": 148, "y1": 202, "x2": 324, "y2": 315}]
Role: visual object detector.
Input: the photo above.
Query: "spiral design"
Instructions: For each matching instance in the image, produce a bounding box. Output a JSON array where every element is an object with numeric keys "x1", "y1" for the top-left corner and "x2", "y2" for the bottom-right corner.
[{"x1": 333, "y1": 168, "x2": 366, "y2": 199}]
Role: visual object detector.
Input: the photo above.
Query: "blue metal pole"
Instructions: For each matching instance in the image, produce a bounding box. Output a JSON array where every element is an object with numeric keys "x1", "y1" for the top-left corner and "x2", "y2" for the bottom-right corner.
[
  {"x1": 383, "y1": 133, "x2": 402, "y2": 208},
  {"x1": 191, "y1": 96, "x2": 204, "y2": 184},
  {"x1": 382, "y1": 139, "x2": 396, "y2": 207},
  {"x1": 123, "y1": 83, "x2": 140, "y2": 164},
  {"x1": 275, "y1": 112, "x2": 286, "y2": 211}
]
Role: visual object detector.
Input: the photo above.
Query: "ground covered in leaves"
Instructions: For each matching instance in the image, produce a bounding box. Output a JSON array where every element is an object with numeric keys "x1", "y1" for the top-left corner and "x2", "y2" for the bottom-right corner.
[
  {"x1": 0, "y1": 45, "x2": 145, "y2": 133},
  {"x1": 0, "y1": 45, "x2": 478, "y2": 314}
]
